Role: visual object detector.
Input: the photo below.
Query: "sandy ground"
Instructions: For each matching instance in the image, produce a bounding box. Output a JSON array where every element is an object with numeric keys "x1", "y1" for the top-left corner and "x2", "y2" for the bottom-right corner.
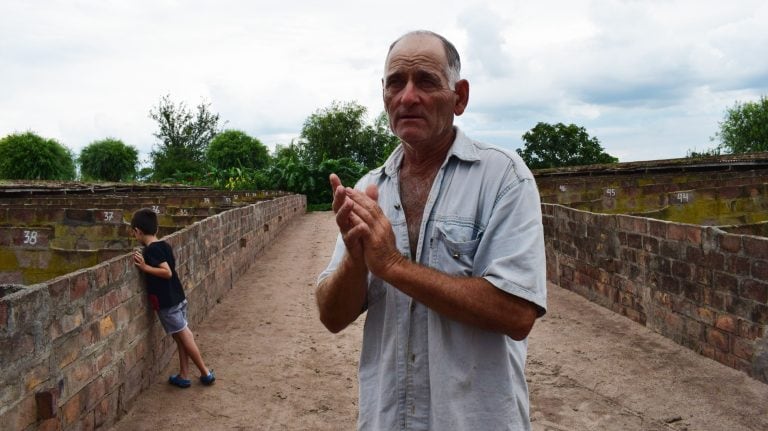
[{"x1": 110, "y1": 212, "x2": 768, "y2": 431}]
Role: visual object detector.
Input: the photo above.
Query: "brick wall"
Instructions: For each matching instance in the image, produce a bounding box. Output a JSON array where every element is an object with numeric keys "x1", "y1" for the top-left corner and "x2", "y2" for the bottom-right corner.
[
  {"x1": 0, "y1": 195, "x2": 306, "y2": 430},
  {"x1": 543, "y1": 203, "x2": 768, "y2": 383}
]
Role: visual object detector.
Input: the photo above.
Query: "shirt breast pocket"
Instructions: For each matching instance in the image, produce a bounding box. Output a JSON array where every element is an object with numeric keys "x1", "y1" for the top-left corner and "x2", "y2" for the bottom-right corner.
[{"x1": 432, "y1": 225, "x2": 482, "y2": 276}]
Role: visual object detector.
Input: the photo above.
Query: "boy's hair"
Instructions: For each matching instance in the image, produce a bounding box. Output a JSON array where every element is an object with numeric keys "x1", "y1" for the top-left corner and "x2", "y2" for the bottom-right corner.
[{"x1": 131, "y1": 208, "x2": 159, "y2": 235}]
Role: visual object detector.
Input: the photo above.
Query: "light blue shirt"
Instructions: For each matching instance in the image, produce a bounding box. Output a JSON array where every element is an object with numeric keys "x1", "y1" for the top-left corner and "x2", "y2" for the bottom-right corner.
[{"x1": 319, "y1": 128, "x2": 547, "y2": 431}]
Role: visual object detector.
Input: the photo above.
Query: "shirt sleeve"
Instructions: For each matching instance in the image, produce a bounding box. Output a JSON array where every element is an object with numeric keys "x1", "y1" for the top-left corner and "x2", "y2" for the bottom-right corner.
[
  {"x1": 143, "y1": 243, "x2": 168, "y2": 268},
  {"x1": 477, "y1": 177, "x2": 548, "y2": 316}
]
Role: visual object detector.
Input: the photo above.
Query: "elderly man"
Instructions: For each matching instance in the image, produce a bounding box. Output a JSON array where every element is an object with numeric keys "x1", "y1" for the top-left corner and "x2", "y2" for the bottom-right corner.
[{"x1": 316, "y1": 30, "x2": 547, "y2": 430}]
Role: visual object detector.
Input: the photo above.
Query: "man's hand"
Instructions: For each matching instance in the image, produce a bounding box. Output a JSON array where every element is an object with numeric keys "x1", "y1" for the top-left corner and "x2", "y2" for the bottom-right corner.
[
  {"x1": 343, "y1": 186, "x2": 405, "y2": 279},
  {"x1": 330, "y1": 174, "x2": 381, "y2": 264}
]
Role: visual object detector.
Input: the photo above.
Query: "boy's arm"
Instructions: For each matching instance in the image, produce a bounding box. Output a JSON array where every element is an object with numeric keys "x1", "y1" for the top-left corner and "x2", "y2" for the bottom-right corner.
[{"x1": 133, "y1": 251, "x2": 173, "y2": 279}]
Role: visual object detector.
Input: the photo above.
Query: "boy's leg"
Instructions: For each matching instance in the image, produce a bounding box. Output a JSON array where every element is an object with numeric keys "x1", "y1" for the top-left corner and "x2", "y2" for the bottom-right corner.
[
  {"x1": 171, "y1": 332, "x2": 190, "y2": 379},
  {"x1": 174, "y1": 327, "x2": 210, "y2": 377}
]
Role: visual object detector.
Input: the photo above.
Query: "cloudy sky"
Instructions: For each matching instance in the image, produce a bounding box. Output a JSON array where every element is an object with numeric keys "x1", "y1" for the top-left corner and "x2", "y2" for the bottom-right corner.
[{"x1": 1, "y1": 0, "x2": 766, "y2": 166}]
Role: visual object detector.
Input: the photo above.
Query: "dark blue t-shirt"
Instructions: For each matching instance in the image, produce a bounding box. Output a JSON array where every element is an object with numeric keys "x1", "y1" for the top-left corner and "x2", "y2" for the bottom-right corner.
[{"x1": 142, "y1": 241, "x2": 186, "y2": 310}]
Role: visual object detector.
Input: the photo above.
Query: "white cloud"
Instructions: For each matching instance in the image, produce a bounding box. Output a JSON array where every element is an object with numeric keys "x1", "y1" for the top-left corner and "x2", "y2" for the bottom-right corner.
[{"x1": 0, "y1": 0, "x2": 766, "y2": 165}]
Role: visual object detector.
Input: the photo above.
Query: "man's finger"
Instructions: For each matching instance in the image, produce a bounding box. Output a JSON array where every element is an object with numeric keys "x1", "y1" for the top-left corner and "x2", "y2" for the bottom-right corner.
[
  {"x1": 365, "y1": 184, "x2": 379, "y2": 202},
  {"x1": 330, "y1": 173, "x2": 347, "y2": 213},
  {"x1": 330, "y1": 173, "x2": 342, "y2": 191}
]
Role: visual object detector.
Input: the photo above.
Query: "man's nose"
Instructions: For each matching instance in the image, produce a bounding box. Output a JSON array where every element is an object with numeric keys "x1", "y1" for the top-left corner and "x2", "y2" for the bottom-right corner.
[{"x1": 400, "y1": 80, "x2": 420, "y2": 105}]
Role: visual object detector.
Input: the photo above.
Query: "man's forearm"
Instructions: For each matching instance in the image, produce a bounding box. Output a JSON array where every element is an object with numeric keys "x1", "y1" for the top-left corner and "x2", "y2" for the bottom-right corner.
[
  {"x1": 316, "y1": 253, "x2": 369, "y2": 333},
  {"x1": 379, "y1": 258, "x2": 538, "y2": 340}
]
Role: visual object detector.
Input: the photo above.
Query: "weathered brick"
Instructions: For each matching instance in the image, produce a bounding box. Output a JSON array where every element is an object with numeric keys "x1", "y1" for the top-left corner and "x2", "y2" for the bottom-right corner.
[
  {"x1": 86, "y1": 295, "x2": 106, "y2": 321},
  {"x1": 103, "y1": 289, "x2": 121, "y2": 312},
  {"x1": 684, "y1": 319, "x2": 703, "y2": 339},
  {"x1": 718, "y1": 234, "x2": 742, "y2": 253},
  {"x1": 737, "y1": 319, "x2": 762, "y2": 339},
  {"x1": 62, "y1": 392, "x2": 82, "y2": 426},
  {"x1": 741, "y1": 279, "x2": 768, "y2": 304},
  {"x1": 24, "y1": 360, "x2": 50, "y2": 392},
  {"x1": 682, "y1": 281, "x2": 702, "y2": 302},
  {"x1": 109, "y1": 259, "x2": 127, "y2": 283},
  {"x1": 668, "y1": 224, "x2": 702, "y2": 244},
  {"x1": 3, "y1": 393, "x2": 38, "y2": 430},
  {"x1": 725, "y1": 294, "x2": 753, "y2": 318},
  {"x1": 743, "y1": 236, "x2": 768, "y2": 257},
  {"x1": 643, "y1": 236, "x2": 659, "y2": 254},
  {"x1": 47, "y1": 277, "x2": 70, "y2": 307},
  {"x1": 752, "y1": 260, "x2": 768, "y2": 281},
  {"x1": 706, "y1": 328, "x2": 730, "y2": 352},
  {"x1": 0, "y1": 300, "x2": 7, "y2": 331},
  {"x1": 725, "y1": 255, "x2": 751, "y2": 276},
  {"x1": 96, "y1": 348, "x2": 113, "y2": 372},
  {"x1": 732, "y1": 336, "x2": 754, "y2": 360},
  {"x1": 751, "y1": 303, "x2": 768, "y2": 325},
  {"x1": 83, "y1": 377, "x2": 106, "y2": 411},
  {"x1": 696, "y1": 307, "x2": 716, "y2": 325},
  {"x1": 64, "y1": 359, "x2": 97, "y2": 396},
  {"x1": 70, "y1": 272, "x2": 90, "y2": 301},
  {"x1": 56, "y1": 307, "x2": 84, "y2": 338},
  {"x1": 713, "y1": 272, "x2": 739, "y2": 294},
  {"x1": 715, "y1": 313, "x2": 737, "y2": 333},
  {"x1": 626, "y1": 233, "x2": 643, "y2": 249},
  {"x1": 98, "y1": 315, "x2": 116, "y2": 339},
  {"x1": 95, "y1": 391, "x2": 118, "y2": 428},
  {"x1": 94, "y1": 264, "x2": 109, "y2": 290},
  {"x1": 648, "y1": 219, "x2": 667, "y2": 239},
  {"x1": 714, "y1": 350, "x2": 735, "y2": 367},
  {"x1": 660, "y1": 240, "x2": 680, "y2": 259},
  {"x1": 671, "y1": 260, "x2": 691, "y2": 278}
]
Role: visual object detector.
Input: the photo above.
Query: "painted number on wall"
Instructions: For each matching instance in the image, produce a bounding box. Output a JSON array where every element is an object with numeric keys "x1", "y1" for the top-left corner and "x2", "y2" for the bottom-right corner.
[
  {"x1": 203, "y1": 198, "x2": 211, "y2": 204},
  {"x1": 677, "y1": 192, "x2": 689, "y2": 203},
  {"x1": 605, "y1": 188, "x2": 617, "y2": 197},
  {"x1": 225, "y1": 197, "x2": 232, "y2": 204},
  {"x1": 103, "y1": 211, "x2": 114, "y2": 222},
  {"x1": 23, "y1": 230, "x2": 38, "y2": 245},
  {"x1": 152, "y1": 205, "x2": 161, "y2": 214}
]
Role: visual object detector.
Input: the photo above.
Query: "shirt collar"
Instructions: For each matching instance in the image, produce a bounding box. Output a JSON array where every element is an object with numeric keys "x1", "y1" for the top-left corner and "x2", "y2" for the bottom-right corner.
[{"x1": 381, "y1": 127, "x2": 480, "y2": 178}]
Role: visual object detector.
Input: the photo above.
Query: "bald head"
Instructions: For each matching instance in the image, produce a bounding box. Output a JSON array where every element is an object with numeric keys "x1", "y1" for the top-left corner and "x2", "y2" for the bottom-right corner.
[{"x1": 385, "y1": 30, "x2": 461, "y2": 89}]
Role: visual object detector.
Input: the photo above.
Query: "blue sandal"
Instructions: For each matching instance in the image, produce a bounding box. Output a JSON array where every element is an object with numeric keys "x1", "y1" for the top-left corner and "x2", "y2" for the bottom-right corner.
[
  {"x1": 200, "y1": 370, "x2": 216, "y2": 386},
  {"x1": 169, "y1": 374, "x2": 191, "y2": 388}
]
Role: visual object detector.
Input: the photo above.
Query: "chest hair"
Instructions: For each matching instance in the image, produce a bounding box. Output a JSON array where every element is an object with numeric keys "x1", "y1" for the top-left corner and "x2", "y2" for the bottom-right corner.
[{"x1": 399, "y1": 169, "x2": 438, "y2": 257}]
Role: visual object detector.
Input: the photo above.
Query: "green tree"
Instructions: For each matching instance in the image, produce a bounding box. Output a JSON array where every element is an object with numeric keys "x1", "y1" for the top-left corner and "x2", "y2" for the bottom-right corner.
[
  {"x1": 206, "y1": 129, "x2": 269, "y2": 171},
  {"x1": 78, "y1": 138, "x2": 139, "y2": 182},
  {"x1": 713, "y1": 96, "x2": 768, "y2": 154},
  {"x1": 299, "y1": 101, "x2": 399, "y2": 169},
  {"x1": 516, "y1": 122, "x2": 618, "y2": 169},
  {"x1": 0, "y1": 131, "x2": 76, "y2": 180},
  {"x1": 149, "y1": 95, "x2": 222, "y2": 181}
]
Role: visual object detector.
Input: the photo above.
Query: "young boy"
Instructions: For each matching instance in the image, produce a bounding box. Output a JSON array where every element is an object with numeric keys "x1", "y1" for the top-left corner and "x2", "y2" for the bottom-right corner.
[{"x1": 131, "y1": 208, "x2": 215, "y2": 388}]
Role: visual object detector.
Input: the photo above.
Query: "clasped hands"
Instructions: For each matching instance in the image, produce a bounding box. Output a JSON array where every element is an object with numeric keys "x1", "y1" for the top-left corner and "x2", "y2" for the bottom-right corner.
[{"x1": 330, "y1": 173, "x2": 404, "y2": 277}]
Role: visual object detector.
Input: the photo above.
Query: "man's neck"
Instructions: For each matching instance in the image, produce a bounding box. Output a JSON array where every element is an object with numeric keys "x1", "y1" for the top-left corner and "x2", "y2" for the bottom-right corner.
[{"x1": 401, "y1": 128, "x2": 456, "y2": 177}]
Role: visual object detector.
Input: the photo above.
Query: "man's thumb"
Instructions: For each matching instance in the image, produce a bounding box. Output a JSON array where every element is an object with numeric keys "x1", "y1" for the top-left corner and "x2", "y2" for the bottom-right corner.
[{"x1": 365, "y1": 184, "x2": 379, "y2": 202}]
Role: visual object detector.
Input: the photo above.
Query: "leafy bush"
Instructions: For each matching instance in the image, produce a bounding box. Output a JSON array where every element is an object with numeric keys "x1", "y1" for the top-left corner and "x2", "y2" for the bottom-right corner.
[
  {"x1": 0, "y1": 131, "x2": 76, "y2": 180},
  {"x1": 78, "y1": 138, "x2": 139, "y2": 182},
  {"x1": 206, "y1": 130, "x2": 270, "y2": 171},
  {"x1": 714, "y1": 96, "x2": 768, "y2": 154},
  {"x1": 517, "y1": 122, "x2": 618, "y2": 169},
  {"x1": 149, "y1": 95, "x2": 221, "y2": 181}
]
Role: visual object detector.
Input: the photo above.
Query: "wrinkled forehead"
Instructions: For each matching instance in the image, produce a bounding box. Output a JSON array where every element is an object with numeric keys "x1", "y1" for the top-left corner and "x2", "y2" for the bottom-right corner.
[{"x1": 384, "y1": 34, "x2": 447, "y2": 75}]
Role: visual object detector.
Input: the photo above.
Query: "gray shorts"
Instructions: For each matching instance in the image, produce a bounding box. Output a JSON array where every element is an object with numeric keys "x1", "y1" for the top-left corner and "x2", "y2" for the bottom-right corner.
[{"x1": 157, "y1": 299, "x2": 188, "y2": 334}]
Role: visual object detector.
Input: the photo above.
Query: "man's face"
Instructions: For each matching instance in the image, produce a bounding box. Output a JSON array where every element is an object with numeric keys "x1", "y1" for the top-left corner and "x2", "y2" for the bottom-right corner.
[{"x1": 383, "y1": 35, "x2": 461, "y2": 147}]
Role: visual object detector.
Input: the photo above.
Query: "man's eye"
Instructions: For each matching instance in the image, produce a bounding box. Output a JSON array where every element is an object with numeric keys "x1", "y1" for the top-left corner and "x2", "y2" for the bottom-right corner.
[{"x1": 386, "y1": 79, "x2": 405, "y2": 90}]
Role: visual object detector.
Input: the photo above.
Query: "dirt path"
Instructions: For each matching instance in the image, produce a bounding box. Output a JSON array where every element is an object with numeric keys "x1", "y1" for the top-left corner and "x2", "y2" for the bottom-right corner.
[{"x1": 111, "y1": 212, "x2": 768, "y2": 431}]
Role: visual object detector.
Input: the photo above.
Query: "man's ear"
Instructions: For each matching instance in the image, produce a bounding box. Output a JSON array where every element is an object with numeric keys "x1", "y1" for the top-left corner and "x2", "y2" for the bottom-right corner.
[{"x1": 453, "y1": 79, "x2": 469, "y2": 116}]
